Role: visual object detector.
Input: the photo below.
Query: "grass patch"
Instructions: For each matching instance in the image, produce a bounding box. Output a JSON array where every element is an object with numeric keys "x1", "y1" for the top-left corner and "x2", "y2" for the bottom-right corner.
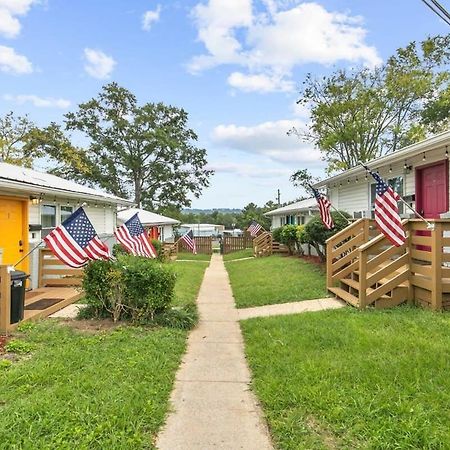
[
  {"x1": 171, "y1": 260, "x2": 208, "y2": 308},
  {"x1": 241, "y1": 307, "x2": 450, "y2": 449},
  {"x1": 225, "y1": 254, "x2": 327, "y2": 308},
  {"x1": 0, "y1": 321, "x2": 187, "y2": 449},
  {"x1": 223, "y1": 249, "x2": 254, "y2": 261},
  {"x1": 177, "y1": 252, "x2": 211, "y2": 261}
]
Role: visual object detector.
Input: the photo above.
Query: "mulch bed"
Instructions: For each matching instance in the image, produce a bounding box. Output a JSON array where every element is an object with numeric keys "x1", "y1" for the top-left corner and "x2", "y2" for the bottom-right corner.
[{"x1": 0, "y1": 335, "x2": 10, "y2": 354}]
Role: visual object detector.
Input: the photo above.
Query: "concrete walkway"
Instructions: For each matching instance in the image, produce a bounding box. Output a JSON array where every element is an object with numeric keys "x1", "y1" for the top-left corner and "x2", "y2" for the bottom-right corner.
[
  {"x1": 238, "y1": 298, "x2": 345, "y2": 320},
  {"x1": 156, "y1": 254, "x2": 273, "y2": 450}
]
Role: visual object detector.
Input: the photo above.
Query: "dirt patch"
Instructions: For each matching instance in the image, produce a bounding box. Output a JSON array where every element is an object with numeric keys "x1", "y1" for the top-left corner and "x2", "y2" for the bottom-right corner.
[
  {"x1": 0, "y1": 335, "x2": 10, "y2": 354},
  {"x1": 306, "y1": 416, "x2": 341, "y2": 449},
  {"x1": 300, "y1": 254, "x2": 325, "y2": 268},
  {"x1": 58, "y1": 318, "x2": 123, "y2": 334}
]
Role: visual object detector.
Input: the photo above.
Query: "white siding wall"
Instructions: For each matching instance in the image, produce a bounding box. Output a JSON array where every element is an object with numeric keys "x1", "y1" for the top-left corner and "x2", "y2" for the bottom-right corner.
[{"x1": 326, "y1": 148, "x2": 450, "y2": 217}]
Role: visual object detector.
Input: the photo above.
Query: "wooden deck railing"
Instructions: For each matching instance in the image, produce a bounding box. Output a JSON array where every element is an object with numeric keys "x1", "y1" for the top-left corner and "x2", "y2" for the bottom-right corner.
[
  {"x1": 223, "y1": 234, "x2": 253, "y2": 254},
  {"x1": 254, "y1": 231, "x2": 273, "y2": 257},
  {"x1": 327, "y1": 218, "x2": 450, "y2": 310},
  {"x1": 0, "y1": 265, "x2": 11, "y2": 333}
]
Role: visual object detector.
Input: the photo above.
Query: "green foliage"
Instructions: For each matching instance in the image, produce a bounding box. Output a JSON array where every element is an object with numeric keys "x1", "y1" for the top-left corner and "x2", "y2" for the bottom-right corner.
[
  {"x1": 112, "y1": 243, "x2": 128, "y2": 257},
  {"x1": 292, "y1": 35, "x2": 450, "y2": 174},
  {"x1": 82, "y1": 255, "x2": 176, "y2": 322},
  {"x1": 280, "y1": 224, "x2": 303, "y2": 255},
  {"x1": 271, "y1": 227, "x2": 283, "y2": 243},
  {"x1": 151, "y1": 239, "x2": 164, "y2": 261},
  {"x1": 0, "y1": 359, "x2": 12, "y2": 370},
  {"x1": 5, "y1": 339, "x2": 35, "y2": 354},
  {"x1": 302, "y1": 211, "x2": 350, "y2": 260}
]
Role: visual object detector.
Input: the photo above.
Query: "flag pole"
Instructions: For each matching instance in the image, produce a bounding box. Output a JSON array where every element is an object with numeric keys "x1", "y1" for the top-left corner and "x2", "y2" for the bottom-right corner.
[
  {"x1": 307, "y1": 184, "x2": 351, "y2": 225},
  {"x1": 13, "y1": 202, "x2": 89, "y2": 269},
  {"x1": 360, "y1": 164, "x2": 435, "y2": 230}
]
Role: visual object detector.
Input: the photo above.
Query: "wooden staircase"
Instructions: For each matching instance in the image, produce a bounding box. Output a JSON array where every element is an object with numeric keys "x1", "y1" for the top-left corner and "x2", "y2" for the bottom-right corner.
[
  {"x1": 326, "y1": 219, "x2": 411, "y2": 309},
  {"x1": 253, "y1": 231, "x2": 273, "y2": 257}
]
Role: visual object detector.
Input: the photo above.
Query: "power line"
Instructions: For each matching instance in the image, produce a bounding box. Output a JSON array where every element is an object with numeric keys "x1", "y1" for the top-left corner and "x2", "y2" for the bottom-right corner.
[{"x1": 421, "y1": 0, "x2": 450, "y2": 26}]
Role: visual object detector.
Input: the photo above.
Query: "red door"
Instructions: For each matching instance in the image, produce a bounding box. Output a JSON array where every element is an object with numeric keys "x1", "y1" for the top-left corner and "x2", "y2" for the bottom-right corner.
[{"x1": 415, "y1": 160, "x2": 448, "y2": 250}]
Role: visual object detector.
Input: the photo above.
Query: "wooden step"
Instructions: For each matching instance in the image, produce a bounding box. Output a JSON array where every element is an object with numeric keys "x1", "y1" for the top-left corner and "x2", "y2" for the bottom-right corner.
[
  {"x1": 340, "y1": 278, "x2": 359, "y2": 290},
  {"x1": 328, "y1": 287, "x2": 359, "y2": 307},
  {"x1": 375, "y1": 295, "x2": 407, "y2": 309}
]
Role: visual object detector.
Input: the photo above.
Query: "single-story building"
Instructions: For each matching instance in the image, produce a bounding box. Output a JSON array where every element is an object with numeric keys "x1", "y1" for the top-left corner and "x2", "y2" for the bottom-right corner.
[
  {"x1": 0, "y1": 162, "x2": 133, "y2": 289},
  {"x1": 264, "y1": 198, "x2": 318, "y2": 230},
  {"x1": 117, "y1": 208, "x2": 180, "y2": 242},
  {"x1": 180, "y1": 223, "x2": 225, "y2": 237},
  {"x1": 313, "y1": 130, "x2": 450, "y2": 220}
]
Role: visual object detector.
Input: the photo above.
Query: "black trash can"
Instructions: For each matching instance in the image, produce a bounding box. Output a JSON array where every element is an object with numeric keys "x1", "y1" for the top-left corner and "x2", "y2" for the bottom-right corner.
[{"x1": 10, "y1": 271, "x2": 29, "y2": 324}]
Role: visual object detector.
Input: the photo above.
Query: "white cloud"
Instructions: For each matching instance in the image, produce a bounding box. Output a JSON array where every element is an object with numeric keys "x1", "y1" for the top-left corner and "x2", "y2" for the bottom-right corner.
[
  {"x1": 189, "y1": 1, "x2": 381, "y2": 93},
  {"x1": 4, "y1": 94, "x2": 71, "y2": 108},
  {"x1": 0, "y1": 45, "x2": 32, "y2": 73},
  {"x1": 83, "y1": 48, "x2": 116, "y2": 79},
  {"x1": 228, "y1": 72, "x2": 294, "y2": 93},
  {"x1": 212, "y1": 119, "x2": 322, "y2": 164},
  {"x1": 0, "y1": 0, "x2": 38, "y2": 38},
  {"x1": 207, "y1": 161, "x2": 291, "y2": 178},
  {"x1": 142, "y1": 5, "x2": 161, "y2": 31}
]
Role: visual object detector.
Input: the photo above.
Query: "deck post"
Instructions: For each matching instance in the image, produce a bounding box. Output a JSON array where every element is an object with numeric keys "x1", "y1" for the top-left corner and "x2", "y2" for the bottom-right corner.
[
  {"x1": 326, "y1": 240, "x2": 333, "y2": 288},
  {"x1": 405, "y1": 221, "x2": 414, "y2": 305},
  {"x1": 0, "y1": 265, "x2": 12, "y2": 333},
  {"x1": 430, "y1": 221, "x2": 443, "y2": 311},
  {"x1": 358, "y1": 250, "x2": 367, "y2": 309}
]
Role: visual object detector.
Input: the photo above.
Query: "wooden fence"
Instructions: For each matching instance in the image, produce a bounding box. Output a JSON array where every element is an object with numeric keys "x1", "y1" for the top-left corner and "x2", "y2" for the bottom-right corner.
[
  {"x1": 39, "y1": 249, "x2": 83, "y2": 287},
  {"x1": 223, "y1": 234, "x2": 253, "y2": 254},
  {"x1": 0, "y1": 265, "x2": 11, "y2": 333},
  {"x1": 178, "y1": 236, "x2": 212, "y2": 255}
]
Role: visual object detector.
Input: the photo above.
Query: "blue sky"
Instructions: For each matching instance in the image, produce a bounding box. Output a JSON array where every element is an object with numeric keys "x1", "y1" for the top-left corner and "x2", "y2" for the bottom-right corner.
[{"x1": 0, "y1": 0, "x2": 448, "y2": 208}]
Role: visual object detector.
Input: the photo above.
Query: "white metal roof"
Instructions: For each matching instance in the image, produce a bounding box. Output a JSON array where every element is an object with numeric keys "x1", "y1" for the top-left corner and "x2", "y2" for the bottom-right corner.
[
  {"x1": 118, "y1": 208, "x2": 180, "y2": 226},
  {"x1": 313, "y1": 130, "x2": 450, "y2": 188},
  {"x1": 0, "y1": 162, "x2": 132, "y2": 205},
  {"x1": 264, "y1": 198, "x2": 318, "y2": 216}
]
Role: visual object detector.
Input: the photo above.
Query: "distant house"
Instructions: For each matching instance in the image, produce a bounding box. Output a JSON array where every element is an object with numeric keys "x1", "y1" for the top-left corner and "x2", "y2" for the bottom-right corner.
[
  {"x1": 313, "y1": 130, "x2": 450, "y2": 220},
  {"x1": 180, "y1": 223, "x2": 225, "y2": 237},
  {"x1": 264, "y1": 198, "x2": 318, "y2": 230},
  {"x1": 117, "y1": 208, "x2": 180, "y2": 242},
  {"x1": 0, "y1": 162, "x2": 133, "y2": 289}
]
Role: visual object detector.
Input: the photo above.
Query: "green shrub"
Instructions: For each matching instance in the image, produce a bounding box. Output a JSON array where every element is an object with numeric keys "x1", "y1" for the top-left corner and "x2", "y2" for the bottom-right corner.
[
  {"x1": 5, "y1": 339, "x2": 35, "y2": 354},
  {"x1": 0, "y1": 359, "x2": 12, "y2": 370},
  {"x1": 82, "y1": 255, "x2": 176, "y2": 323},
  {"x1": 112, "y1": 243, "x2": 128, "y2": 257},
  {"x1": 303, "y1": 210, "x2": 351, "y2": 261},
  {"x1": 151, "y1": 239, "x2": 165, "y2": 261},
  {"x1": 272, "y1": 227, "x2": 283, "y2": 243}
]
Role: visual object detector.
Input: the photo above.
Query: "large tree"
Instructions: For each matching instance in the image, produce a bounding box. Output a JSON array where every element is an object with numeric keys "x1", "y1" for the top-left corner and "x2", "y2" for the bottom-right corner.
[
  {"x1": 292, "y1": 35, "x2": 450, "y2": 174},
  {"x1": 0, "y1": 112, "x2": 39, "y2": 167},
  {"x1": 36, "y1": 83, "x2": 213, "y2": 209}
]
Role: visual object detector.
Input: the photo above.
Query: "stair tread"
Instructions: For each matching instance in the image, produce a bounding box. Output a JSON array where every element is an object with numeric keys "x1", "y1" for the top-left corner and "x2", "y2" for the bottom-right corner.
[
  {"x1": 340, "y1": 278, "x2": 359, "y2": 289},
  {"x1": 328, "y1": 287, "x2": 359, "y2": 307}
]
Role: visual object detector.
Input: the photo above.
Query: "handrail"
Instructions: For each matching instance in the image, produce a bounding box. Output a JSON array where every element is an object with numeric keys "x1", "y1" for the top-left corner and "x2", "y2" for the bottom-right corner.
[
  {"x1": 325, "y1": 218, "x2": 365, "y2": 245},
  {"x1": 358, "y1": 219, "x2": 409, "y2": 252}
]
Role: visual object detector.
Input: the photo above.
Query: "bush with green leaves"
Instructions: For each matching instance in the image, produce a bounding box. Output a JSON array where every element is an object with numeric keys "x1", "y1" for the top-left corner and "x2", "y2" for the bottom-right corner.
[
  {"x1": 303, "y1": 211, "x2": 351, "y2": 261},
  {"x1": 82, "y1": 254, "x2": 176, "y2": 323},
  {"x1": 280, "y1": 224, "x2": 304, "y2": 255},
  {"x1": 272, "y1": 227, "x2": 283, "y2": 243},
  {"x1": 112, "y1": 243, "x2": 128, "y2": 257},
  {"x1": 151, "y1": 239, "x2": 164, "y2": 261}
]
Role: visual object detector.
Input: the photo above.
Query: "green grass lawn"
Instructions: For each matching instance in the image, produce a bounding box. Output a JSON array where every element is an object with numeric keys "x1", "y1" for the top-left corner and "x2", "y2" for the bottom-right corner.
[
  {"x1": 0, "y1": 322, "x2": 186, "y2": 449},
  {"x1": 172, "y1": 260, "x2": 209, "y2": 307},
  {"x1": 223, "y1": 248, "x2": 254, "y2": 261},
  {"x1": 177, "y1": 252, "x2": 211, "y2": 261},
  {"x1": 225, "y1": 255, "x2": 327, "y2": 308},
  {"x1": 242, "y1": 307, "x2": 450, "y2": 449}
]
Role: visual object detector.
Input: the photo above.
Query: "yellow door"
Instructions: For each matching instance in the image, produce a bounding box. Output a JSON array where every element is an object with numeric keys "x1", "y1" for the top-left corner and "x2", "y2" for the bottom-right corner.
[{"x1": 0, "y1": 199, "x2": 27, "y2": 271}]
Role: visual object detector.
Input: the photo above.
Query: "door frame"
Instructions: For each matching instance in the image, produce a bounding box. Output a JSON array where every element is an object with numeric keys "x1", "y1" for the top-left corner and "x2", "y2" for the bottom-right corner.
[
  {"x1": 415, "y1": 159, "x2": 449, "y2": 218},
  {"x1": 0, "y1": 195, "x2": 29, "y2": 273}
]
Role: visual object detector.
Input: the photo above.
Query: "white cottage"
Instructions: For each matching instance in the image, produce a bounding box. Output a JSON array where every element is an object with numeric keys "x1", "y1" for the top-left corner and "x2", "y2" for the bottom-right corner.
[
  {"x1": 0, "y1": 162, "x2": 132, "y2": 289},
  {"x1": 314, "y1": 130, "x2": 450, "y2": 220},
  {"x1": 264, "y1": 198, "x2": 318, "y2": 230},
  {"x1": 117, "y1": 208, "x2": 180, "y2": 242}
]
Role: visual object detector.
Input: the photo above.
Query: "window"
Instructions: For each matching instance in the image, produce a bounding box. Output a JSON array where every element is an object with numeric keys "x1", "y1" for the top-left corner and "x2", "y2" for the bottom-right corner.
[
  {"x1": 41, "y1": 205, "x2": 56, "y2": 238},
  {"x1": 60, "y1": 206, "x2": 73, "y2": 224},
  {"x1": 370, "y1": 176, "x2": 404, "y2": 215}
]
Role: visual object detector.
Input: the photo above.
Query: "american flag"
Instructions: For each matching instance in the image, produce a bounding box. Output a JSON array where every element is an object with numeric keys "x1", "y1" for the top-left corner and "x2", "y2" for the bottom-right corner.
[
  {"x1": 311, "y1": 187, "x2": 334, "y2": 230},
  {"x1": 115, "y1": 213, "x2": 157, "y2": 258},
  {"x1": 367, "y1": 168, "x2": 406, "y2": 247},
  {"x1": 44, "y1": 207, "x2": 111, "y2": 268},
  {"x1": 247, "y1": 220, "x2": 262, "y2": 237},
  {"x1": 180, "y1": 230, "x2": 197, "y2": 254}
]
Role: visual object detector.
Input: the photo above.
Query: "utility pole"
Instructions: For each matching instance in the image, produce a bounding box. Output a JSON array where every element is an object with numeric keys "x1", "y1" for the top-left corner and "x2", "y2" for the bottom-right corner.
[{"x1": 277, "y1": 189, "x2": 281, "y2": 207}]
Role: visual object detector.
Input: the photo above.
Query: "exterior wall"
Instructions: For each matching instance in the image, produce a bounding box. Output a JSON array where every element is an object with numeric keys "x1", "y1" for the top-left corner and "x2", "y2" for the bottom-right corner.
[
  {"x1": 269, "y1": 211, "x2": 315, "y2": 230},
  {"x1": 326, "y1": 147, "x2": 450, "y2": 218}
]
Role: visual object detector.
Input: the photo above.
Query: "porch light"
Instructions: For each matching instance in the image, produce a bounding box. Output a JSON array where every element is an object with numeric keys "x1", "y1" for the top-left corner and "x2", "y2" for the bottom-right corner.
[
  {"x1": 355, "y1": 177, "x2": 358, "y2": 183},
  {"x1": 347, "y1": 179, "x2": 350, "y2": 184},
  {"x1": 423, "y1": 152, "x2": 426, "y2": 161},
  {"x1": 29, "y1": 195, "x2": 41, "y2": 205},
  {"x1": 389, "y1": 165, "x2": 392, "y2": 173},
  {"x1": 446, "y1": 146, "x2": 448, "y2": 158},
  {"x1": 404, "y1": 161, "x2": 407, "y2": 170}
]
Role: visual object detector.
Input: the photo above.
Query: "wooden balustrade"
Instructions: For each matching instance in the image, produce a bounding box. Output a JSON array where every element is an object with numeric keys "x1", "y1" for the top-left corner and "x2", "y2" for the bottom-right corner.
[
  {"x1": 253, "y1": 231, "x2": 273, "y2": 257},
  {"x1": 39, "y1": 249, "x2": 83, "y2": 287},
  {"x1": 0, "y1": 265, "x2": 11, "y2": 333}
]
